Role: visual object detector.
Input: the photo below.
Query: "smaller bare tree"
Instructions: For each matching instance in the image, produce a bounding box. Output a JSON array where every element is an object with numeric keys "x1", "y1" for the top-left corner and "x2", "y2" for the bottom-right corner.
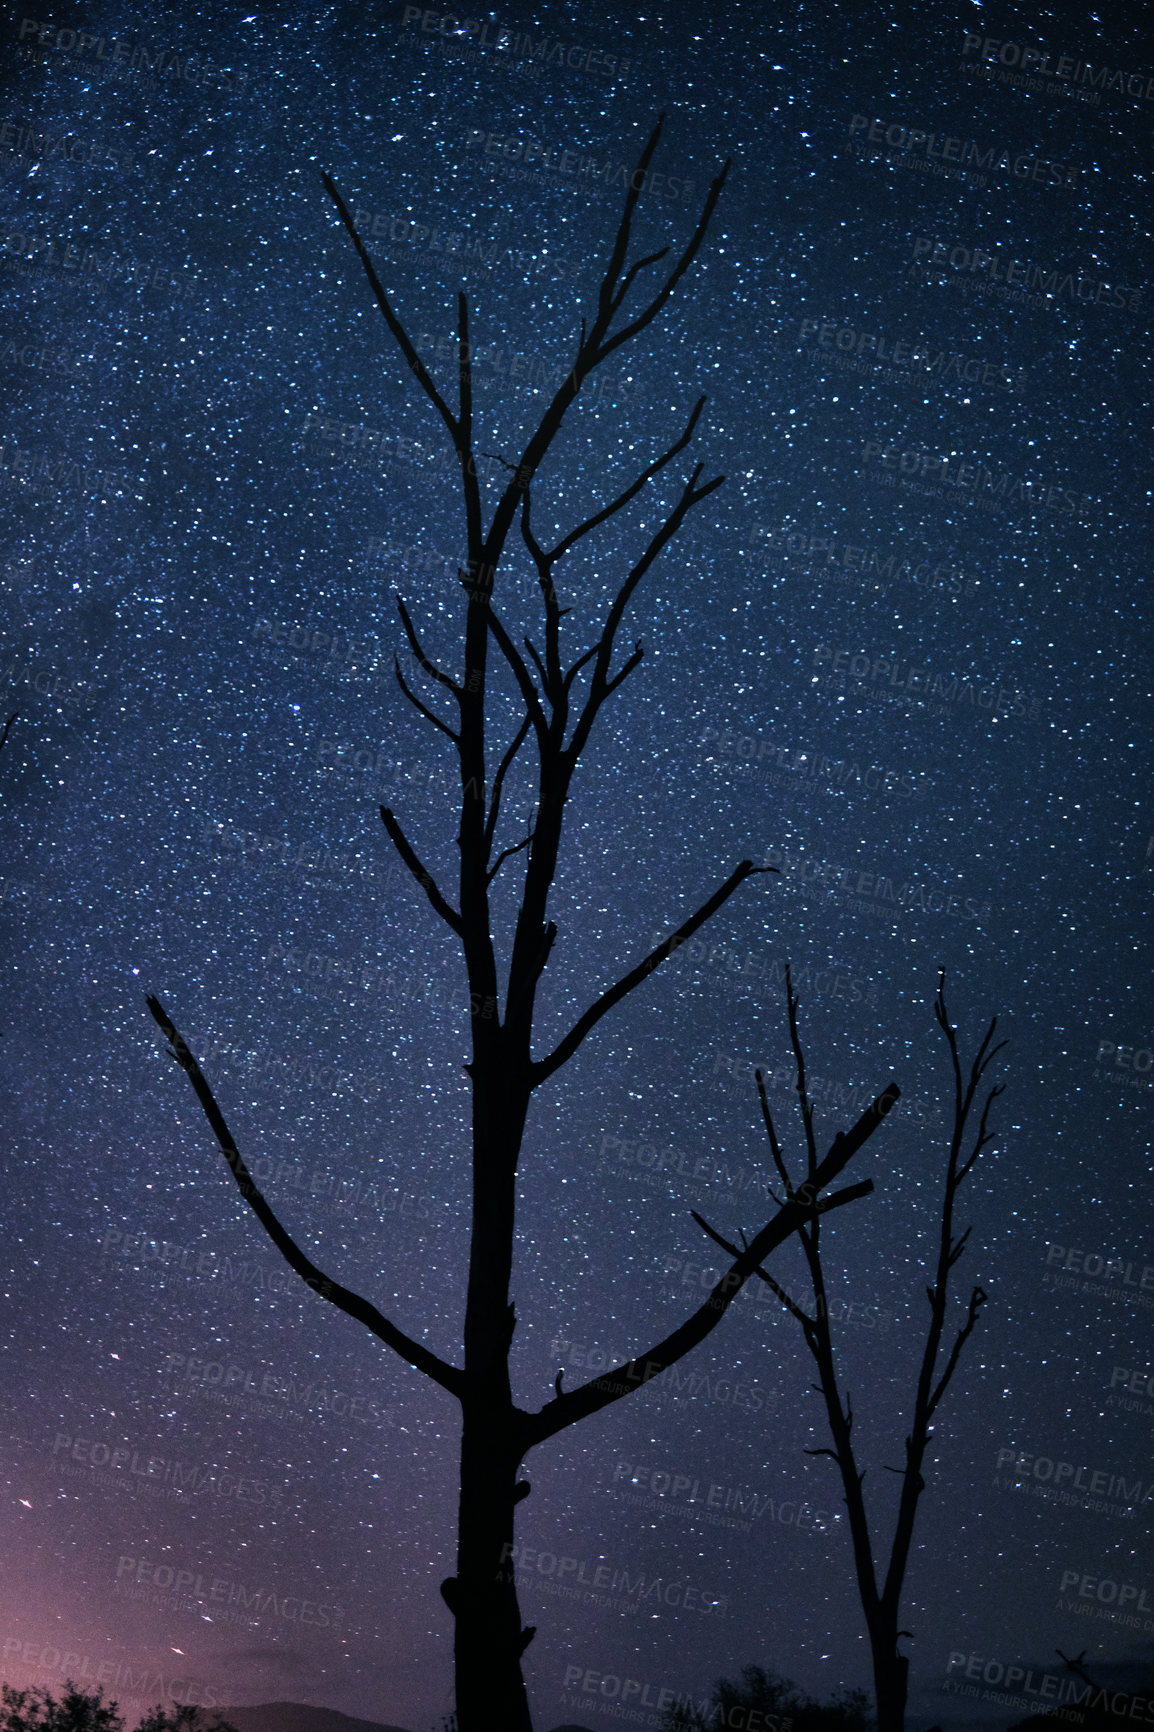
[{"x1": 697, "y1": 968, "x2": 1005, "y2": 1732}]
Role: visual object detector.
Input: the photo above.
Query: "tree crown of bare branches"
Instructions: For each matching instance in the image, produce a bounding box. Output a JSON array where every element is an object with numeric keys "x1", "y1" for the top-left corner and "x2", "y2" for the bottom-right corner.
[{"x1": 146, "y1": 109, "x2": 899, "y2": 1473}]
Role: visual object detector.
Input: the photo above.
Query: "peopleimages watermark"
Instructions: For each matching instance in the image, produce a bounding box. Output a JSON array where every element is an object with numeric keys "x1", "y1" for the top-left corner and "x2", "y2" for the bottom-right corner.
[
  {"x1": 798, "y1": 316, "x2": 1019, "y2": 392},
  {"x1": 1094, "y1": 1038, "x2": 1154, "y2": 1092},
  {"x1": 462, "y1": 127, "x2": 698, "y2": 205},
  {"x1": 960, "y1": 32, "x2": 1154, "y2": 105},
  {"x1": 860, "y1": 438, "x2": 1092, "y2": 520},
  {"x1": 348, "y1": 204, "x2": 499, "y2": 276},
  {"x1": 549, "y1": 1336, "x2": 777, "y2": 1414},
  {"x1": 161, "y1": 1350, "x2": 392, "y2": 1429},
  {"x1": 749, "y1": 522, "x2": 982, "y2": 598},
  {"x1": 503, "y1": 1542, "x2": 727, "y2": 1617},
  {"x1": 202, "y1": 815, "x2": 399, "y2": 890},
  {"x1": 1042, "y1": 1245, "x2": 1154, "y2": 1314},
  {"x1": 51, "y1": 1431, "x2": 286, "y2": 1506},
  {"x1": 1109, "y1": 1365, "x2": 1154, "y2": 1422},
  {"x1": 0, "y1": 230, "x2": 192, "y2": 296},
  {"x1": 315, "y1": 736, "x2": 454, "y2": 800},
  {"x1": 264, "y1": 938, "x2": 472, "y2": 1020},
  {"x1": 347, "y1": 205, "x2": 591, "y2": 292},
  {"x1": 701, "y1": 723, "x2": 931, "y2": 802},
  {"x1": 299, "y1": 410, "x2": 458, "y2": 486},
  {"x1": 100, "y1": 1226, "x2": 301, "y2": 1310},
  {"x1": 361, "y1": 534, "x2": 460, "y2": 577},
  {"x1": 250, "y1": 615, "x2": 398, "y2": 696},
  {"x1": 845, "y1": 113, "x2": 1081, "y2": 190},
  {"x1": 710, "y1": 1049, "x2": 933, "y2": 1133},
  {"x1": 960, "y1": 53, "x2": 1100, "y2": 111},
  {"x1": 0, "y1": 651, "x2": 95, "y2": 711},
  {"x1": 994, "y1": 1446, "x2": 1152, "y2": 1519},
  {"x1": 560, "y1": 1661, "x2": 792, "y2": 1731},
  {"x1": 398, "y1": 8, "x2": 632, "y2": 83},
  {"x1": 2, "y1": 332, "x2": 90, "y2": 379},
  {"x1": 195, "y1": 1036, "x2": 390, "y2": 1105},
  {"x1": 0, "y1": 114, "x2": 135, "y2": 173},
  {"x1": 653, "y1": 927, "x2": 881, "y2": 1009},
  {"x1": 0, "y1": 872, "x2": 55, "y2": 914},
  {"x1": 114, "y1": 1555, "x2": 342, "y2": 1629},
  {"x1": 662, "y1": 1251, "x2": 891, "y2": 1335},
  {"x1": 942, "y1": 1651, "x2": 1148, "y2": 1722},
  {"x1": 910, "y1": 237, "x2": 1143, "y2": 315},
  {"x1": 597, "y1": 1131, "x2": 775, "y2": 1203},
  {"x1": 761, "y1": 844, "x2": 994, "y2": 925},
  {"x1": 0, "y1": 1640, "x2": 224, "y2": 1711},
  {"x1": 226, "y1": 1147, "x2": 447, "y2": 1226},
  {"x1": 813, "y1": 644, "x2": 1042, "y2": 722},
  {"x1": 608, "y1": 1459, "x2": 840, "y2": 1537},
  {"x1": 14, "y1": 18, "x2": 248, "y2": 91},
  {"x1": 410, "y1": 329, "x2": 640, "y2": 401},
  {"x1": 1058, "y1": 1569, "x2": 1154, "y2": 1618},
  {"x1": 0, "y1": 441, "x2": 148, "y2": 505}
]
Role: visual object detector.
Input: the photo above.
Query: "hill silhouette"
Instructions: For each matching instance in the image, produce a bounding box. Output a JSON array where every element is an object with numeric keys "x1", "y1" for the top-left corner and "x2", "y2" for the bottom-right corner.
[
  {"x1": 211, "y1": 1700, "x2": 597, "y2": 1732},
  {"x1": 1008, "y1": 1678, "x2": 1154, "y2": 1732},
  {"x1": 212, "y1": 1705, "x2": 413, "y2": 1732}
]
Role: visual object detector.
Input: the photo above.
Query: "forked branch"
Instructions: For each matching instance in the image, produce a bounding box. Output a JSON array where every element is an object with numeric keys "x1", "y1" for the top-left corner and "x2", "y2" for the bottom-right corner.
[
  {"x1": 483, "y1": 711, "x2": 533, "y2": 860},
  {"x1": 394, "y1": 655, "x2": 460, "y2": 744},
  {"x1": 482, "y1": 116, "x2": 730, "y2": 564},
  {"x1": 526, "y1": 1083, "x2": 899, "y2": 1448},
  {"x1": 753, "y1": 970, "x2": 1005, "y2": 1692},
  {"x1": 564, "y1": 463, "x2": 724, "y2": 767},
  {"x1": 928, "y1": 1283, "x2": 988, "y2": 1418},
  {"x1": 549, "y1": 397, "x2": 709, "y2": 566},
  {"x1": 487, "y1": 826, "x2": 535, "y2": 888},
  {"x1": 695, "y1": 1208, "x2": 843, "y2": 1338}
]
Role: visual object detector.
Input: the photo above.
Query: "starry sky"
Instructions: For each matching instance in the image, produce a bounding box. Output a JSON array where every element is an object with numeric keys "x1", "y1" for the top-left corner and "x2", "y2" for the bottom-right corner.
[{"x1": 0, "y1": 1, "x2": 1151, "y2": 1729}]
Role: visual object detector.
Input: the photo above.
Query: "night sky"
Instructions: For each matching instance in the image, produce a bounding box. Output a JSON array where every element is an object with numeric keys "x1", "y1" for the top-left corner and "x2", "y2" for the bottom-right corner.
[{"x1": 0, "y1": 1, "x2": 1151, "y2": 1729}]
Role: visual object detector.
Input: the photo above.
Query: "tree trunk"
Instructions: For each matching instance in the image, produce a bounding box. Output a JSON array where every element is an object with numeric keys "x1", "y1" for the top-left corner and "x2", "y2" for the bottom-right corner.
[
  {"x1": 870, "y1": 1624, "x2": 909, "y2": 1732},
  {"x1": 449, "y1": 1046, "x2": 536, "y2": 1732},
  {"x1": 452, "y1": 1401, "x2": 533, "y2": 1731}
]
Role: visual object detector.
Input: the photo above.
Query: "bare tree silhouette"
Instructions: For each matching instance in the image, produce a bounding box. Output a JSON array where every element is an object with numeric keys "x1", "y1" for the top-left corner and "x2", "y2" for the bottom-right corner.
[
  {"x1": 1007, "y1": 1651, "x2": 1154, "y2": 1732},
  {"x1": 1056, "y1": 1652, "x2": 1104, "y2": 1694},
  {"x1": 697, "y1": 968, "x2": 1005, "y2": 1732},
  {"x1": 0, "y1": 1682, "x2": 238, "y2": 1732},
  {"x1": 146, "y1": 120, "x2": 901, "y2": 1731}
]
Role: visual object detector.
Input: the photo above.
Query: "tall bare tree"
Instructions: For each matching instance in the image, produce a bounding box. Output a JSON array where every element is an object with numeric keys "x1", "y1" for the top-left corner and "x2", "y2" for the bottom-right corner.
[
  {"x1": 698, "y1": 969, "x2": 1005, "y2": 1732},
  {"x1": 146, "y1": 121, "x2": 902, "y2": 1731}
]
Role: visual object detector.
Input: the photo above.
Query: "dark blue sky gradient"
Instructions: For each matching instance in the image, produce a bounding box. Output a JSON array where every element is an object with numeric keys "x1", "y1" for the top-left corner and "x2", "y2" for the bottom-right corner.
[{"x1": 0, "y1": 2, "x2": 1151, "y2": 1728}]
